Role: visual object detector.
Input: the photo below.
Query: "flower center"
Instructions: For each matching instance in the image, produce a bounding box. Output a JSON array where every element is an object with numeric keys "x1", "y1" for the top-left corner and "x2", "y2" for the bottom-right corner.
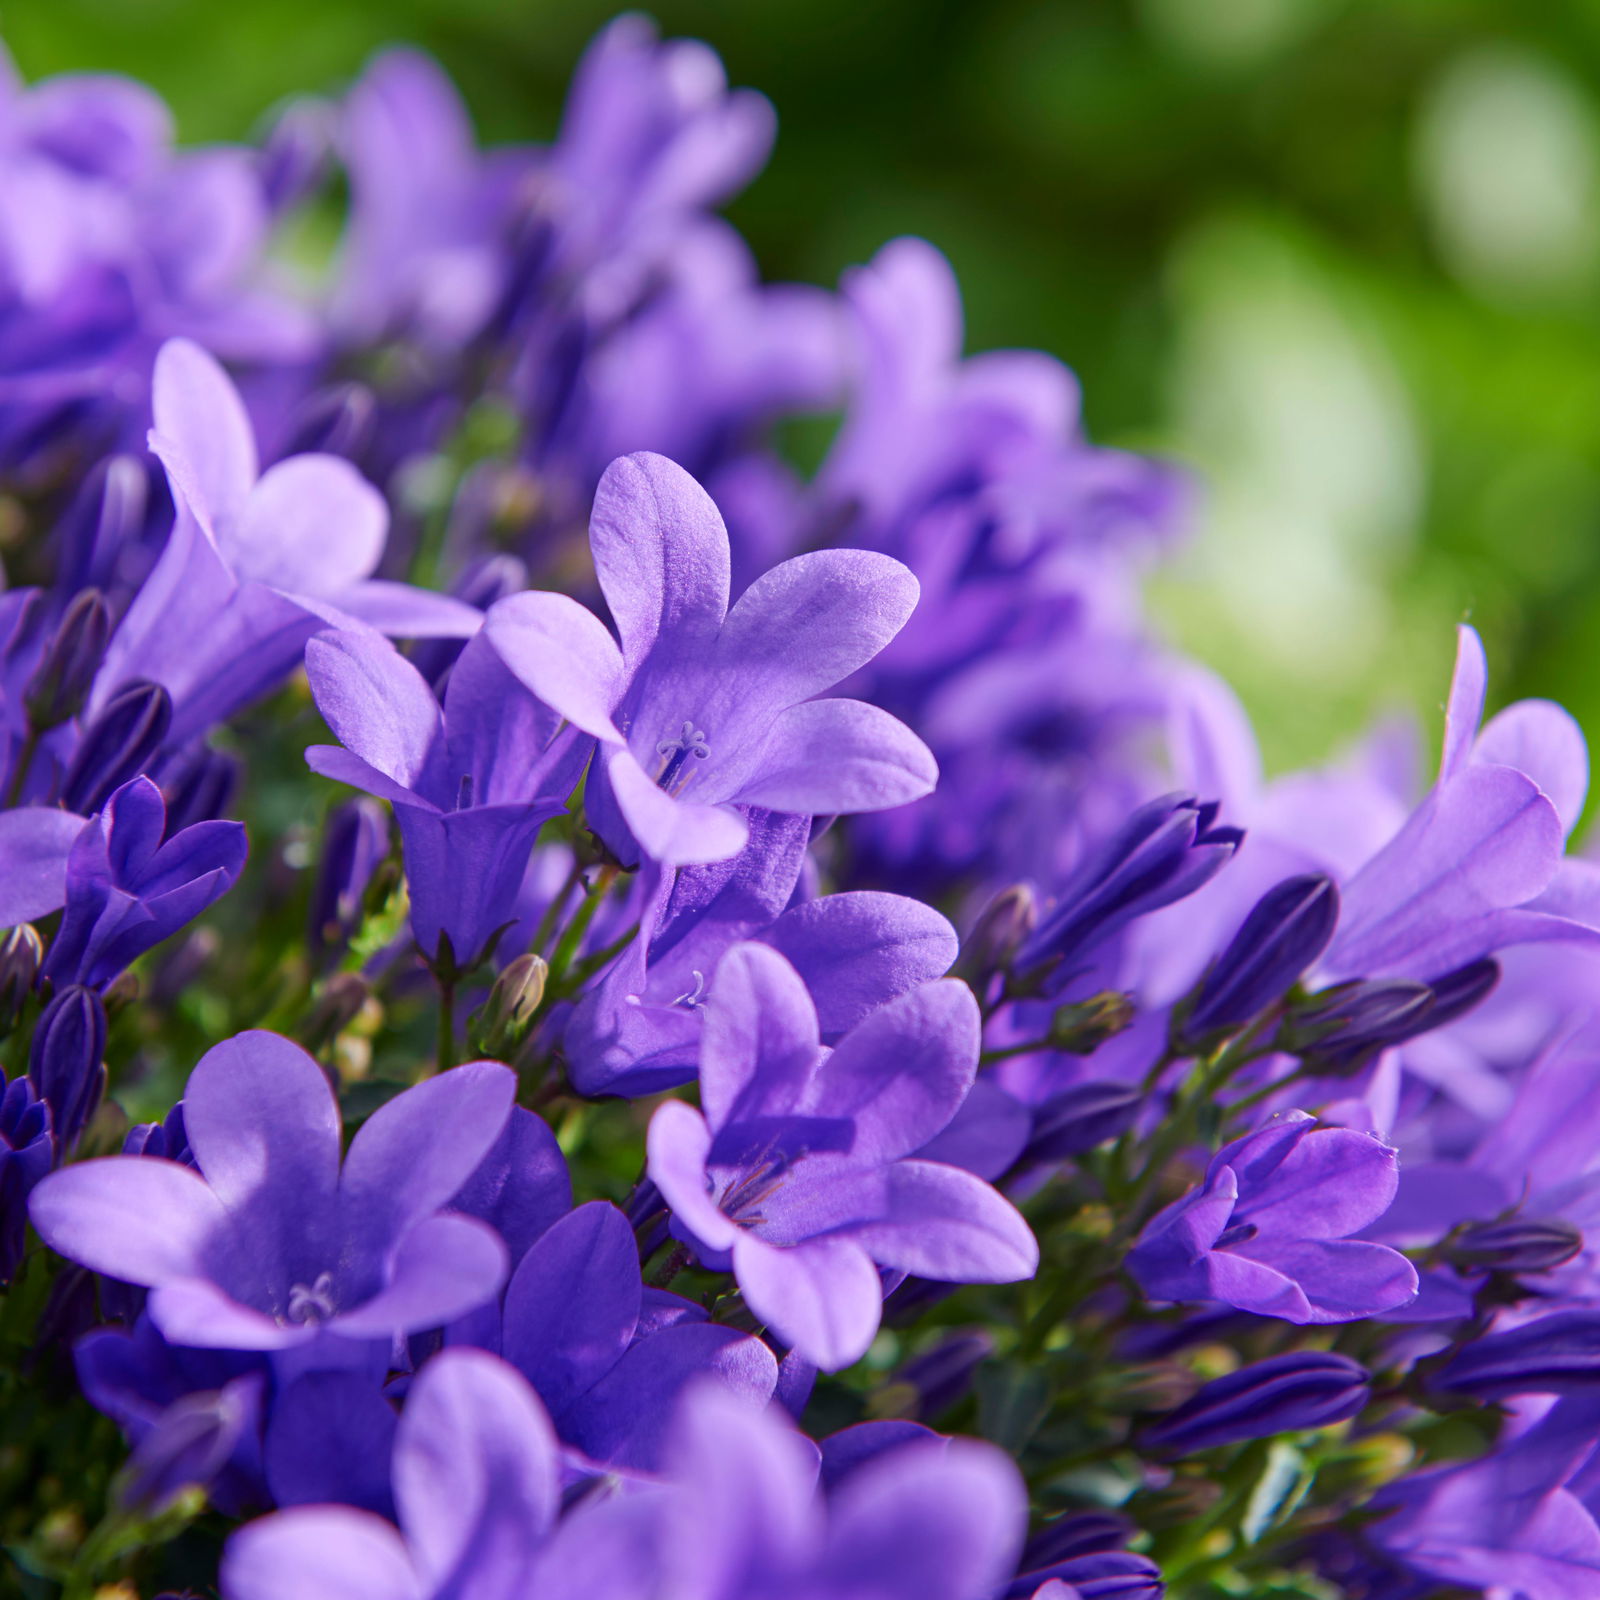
[
  {"x1": 285, "y1": 1271, "x2": 338, "y2": 1325},
  {"x1": 671, "y1": 970, "x2": 707, "y2": 1010},
  {"x1": 717, "y1": 1158, "x2": 788, "y2": 1230},
  {"x1": 654, "y1": 721, "x2": 710, "y2": 794}
]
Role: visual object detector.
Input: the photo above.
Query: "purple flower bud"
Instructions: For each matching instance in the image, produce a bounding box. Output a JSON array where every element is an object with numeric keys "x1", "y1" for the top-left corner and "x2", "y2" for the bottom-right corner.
[
  {"x1": 28, "y1": 985, "x2": 107, "y2": 1155},
  {"x1": 55, "y1": 455, "x2": 151, "y2": 597},
  {"x1": 1141, "y1": 1351, "x2": 1370, "y2": 1455},
  {"x1": 1026, "y1": 1081, "x2": 1143, "y2": 1161},
  {"x1": 161, "y1": 747, "x2": 240, "y2": 835},
  {"x1": 308, "y1": 798, "x2": 390, "y2": 962},
  {"x1": 0, "y1": 925, "x2": 43, "y2": 1032},
  {"x1": 1284, "y1": 958, "x2": 1500, "y2": 1074},
  {"x1": 1005, "y1": 1550, "x2": 1164, "y2": 1599},
  {"x1": 1449, "y1": 1217, "x2": 1584, "y2": 1275},
  {"x1": 1182, "y1": 874, "x2": 1338, "y2": 1044},
  {"x1": 0, "y1": 1070, "x2": 52, "y2": 1281},
  {"x1": 257, "y1": 96, "x2": 334, "y2": 214},
  {"x1": 60, "y1": 680, "x2": 171, "y2": 815},
  {"x1": 1020, "y1": 1513, "x2": 1135, "y2": 1571},
  {"x1": 278, "y1": 381, "x2": 376, "y2": 461},
  {"x1": 23, "y1": 589, "x2": 111, "y2": 731},
  {"x1": 117, "y1": 1374, "x2": 264, "y2": 1513},
  {"x1": 1018, "y1": 796, "x2": 1242, "y2": 996},
  {"x1": 884, "y1": 1330, "x2": 994, "y2": 1420},
  {"x1": 957, "y1": 884, "x2": 1039, "y2": 985},
  {"x1": 1431, "y1": 1309, "x2": 1600, "y2": 1400}
]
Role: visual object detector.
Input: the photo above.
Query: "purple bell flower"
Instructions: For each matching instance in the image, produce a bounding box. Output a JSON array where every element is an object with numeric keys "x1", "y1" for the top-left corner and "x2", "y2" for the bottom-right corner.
[
  {"x1": 36, "y1": 775, "x2": 248, "y2": 991},
  {"x1": 1141, "y1": 1351, "x2": 1370, "y2": 1455},
  {"x1": 30, "y1": 1031, "x2": 515, "y2": 1361},
  {"x1": 487, "y1": 450, "x2": 936, "y2": 868},
  {"x1": 305, "y1": 625, "x2": 586, "y2": 970},
  {"x1": 1125, "y1": 1111, "x2": 1418, "y2": 1324},
  {"x1": 92, "y1": 338, "x2": 480, "y2": 746},
  {"x1": 647, "y1": 942, "x2": 1036, "y2": 1369}
]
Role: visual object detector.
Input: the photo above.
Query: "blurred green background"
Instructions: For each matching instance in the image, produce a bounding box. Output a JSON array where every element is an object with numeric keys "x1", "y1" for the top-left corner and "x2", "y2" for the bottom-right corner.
[{"x1": 9, "y1": 0, "x2": 1600, "y2": 775}]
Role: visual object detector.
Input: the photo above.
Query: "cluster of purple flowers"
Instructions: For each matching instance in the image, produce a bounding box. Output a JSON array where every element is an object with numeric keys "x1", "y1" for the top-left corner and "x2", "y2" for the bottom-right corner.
[{"x1": 5, "y1": 16, "x2": 1600, "y2": 1600}]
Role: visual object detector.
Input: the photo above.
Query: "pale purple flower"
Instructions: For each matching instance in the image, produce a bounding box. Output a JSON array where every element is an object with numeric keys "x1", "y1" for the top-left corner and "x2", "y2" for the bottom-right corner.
[
  {"x1": 93, "y1": 338, "x2": 479, "y2": 745},
  {"x1": 29, "y1": 1031, "x2": 514, "y2": 1358},
  {"x1": 487, "y1": 450, "x2": 935, "y2": 867},
  {"x1": 304, "y1": 625, "x2": 585, "y2": 968},
  {"x1": 647, "y1": 943, "x2": 1036, "y2": 1369}
]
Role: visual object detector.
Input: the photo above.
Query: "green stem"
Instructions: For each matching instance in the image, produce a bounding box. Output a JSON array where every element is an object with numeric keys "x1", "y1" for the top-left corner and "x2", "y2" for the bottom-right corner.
[
  {"x1": 530, "y1": 857, "x2": 585, "y2": 957},
  {"x1": 549, "y1": 866, "x2": 618, "y2": 984},
  {"x1": 436, "y1": 973, "x2": 457, "y2": 1074}
]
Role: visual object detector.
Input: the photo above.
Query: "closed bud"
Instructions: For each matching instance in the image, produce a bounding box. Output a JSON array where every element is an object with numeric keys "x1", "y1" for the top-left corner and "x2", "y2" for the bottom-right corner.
[
  {"x1": 1431, "y1": 1308, "x2": 1600, "y2": 1401},
  {"x1": 28, "y1": 985, "x2": 108, "y2": 1155},
  {"x1": 303, "y1": 974, "x2": 372, "y2": 1052},
  {"x1": 23, "y1": 589, "x2": 110, "y2": 730},
  {"x1": 1026, "y1": 1080, "x2": 1142, "y2": 1161},
  {"x1": 1282, "y1": 959, "x2": 1499, "y2": 1075},
  {"x1": 0, "y1": 924, "x2": 43, "y2": 1031},
  {"x1": 161, "y1": 748, "x2": 240, "y2": 835},
  {"x1": 1019, "y1": 1513, "x2": 1133, "y2": 1573},
  {"x1": 470, "y1": 954, "x2": 549, "y2": 1060},
  {"x1": 309, "y1": 799, "x2": 390, "y2": 962},
  {"x1": 280, "y1": 380, "x2": 376, "y2": 461},
  {"x1": 1450, "y1": 1217, "x2": 1583, "y2": 1275},
  {"x1": 116, "y1": 1374, "x2": 263, "y2": 1513},
  {"x1": 1180, "y1": 873, "x2": 1338, "y2": 1046},
  {"x1": 880, "y1": 1331, "x2": 994, "y2": 1421},
  {"x1": 956, "y1": 884, "x2": 1038, "y2": 985},
  {"x1": 1047, "y1": 991, "x2": 1136, "y2": 1055},
  {"x1": 60, "y1": 680, "x2": 171, "y2": 815},
  {"x1": 56, "y1": 454, "x2": 148, "y2": 595},
  {"x1": 258, "y1": 96, "x2": 334, "y2": 215},
  {"x1": 1140, "y1": 1351, "x2": 1370, "y2": 1456}
]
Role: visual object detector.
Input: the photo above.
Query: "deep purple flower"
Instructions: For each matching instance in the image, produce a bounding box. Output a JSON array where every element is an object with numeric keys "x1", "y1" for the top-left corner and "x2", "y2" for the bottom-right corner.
[
  {"x1": 487, "y1": 450, "x2": 935, "y2": 867},
  {"x1": 1024, "y1": 1081, "x2": 1144, "y2": 1163},
  {"x1": 1017, "y1": 796, "x2": 1242, "y2": 998},
  {"x1": 308, "y1": 798, "x2": 390, "y2": 963},
  {"x1": 1141, "y1": 1351, "x2": 1370, "y2": 1455},
  {"x1": 223, "y1": 1348, "x2": 652, "y2": 1600},
  {"x1": 27, "y1": 775, "x2": 248, "y2": 990},
  {"x1": 28, "y1": 984, "x2": 106, "y2": 1154},
  {"x1": 1431, "y1": 1311, "x2": 1600, "y2": 1401},
  {"x1": 30, "y1": 1031, "x2": 515, "y2": 1359},
  {"x1": 92, "y1": 338, "x2": 479, "y2": 746},
  {"x1": 467, "y1": 1199, "x2": 779, "y2": 1471},
  {"x1": 1126, "y1": 1111, "x2": 1417, "y2": 1324},
  {"x1": 648, "y1": 943, "x2": 1036, "y2": 1369},
  {"x1": 0, "y1": 1067, "x2": 52, "y2": 1281},
  {"x1": 565, "y1": 807, "x2": 959, "y2": 1097},
  {"x1": 304, "y1": 625, "x2": 585, "y2": 969},
  {"x1": 23, "y1": 586, "x2": 110, "y2": 731},
  {"x1": 58, "y1": 678, "x2": 170, "y2": 815}
]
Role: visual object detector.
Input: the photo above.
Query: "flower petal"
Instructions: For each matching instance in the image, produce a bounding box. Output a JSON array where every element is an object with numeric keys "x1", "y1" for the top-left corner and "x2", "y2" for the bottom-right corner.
[
  {"x1": 304, "y1": 629, "x2": 445, "y2": 793},
  {"x1": 732, "y1": 1232, "x2": 883, "y2": 1371},
  {"x1": 589, "y1": 451, "x2": 729, "y2": 670},
  {"x1": 485, "y1": 591, "x2": 626, "y2": 741},
  {"x1": 0, "y1": 806, "x2": 86, "y2": 924},
  {"x1": 230, "y1": 456, "x2": 386, "y2": 597},
  {"x1": 151, "y1": 337, "x2": 258, "y2": 524},
  {"x1": 848, "y1": 1160, "x2": 1038, "y2": 1283},
  {"x1": 647, "y1": 1099, "x2": 739, "y2": 1253},
  {"x1": 734, "y1": 698, "x2": 937, "y2": 816},
  {"x1": 221, "y1": 1505, "x2": 422, "y2": 1600},
  {"x1": 607, "y1": 747, "x2": 749, "y2": 866},
  {"x1": 699, "y1": 942, "x2": 820, "y2": 1130},
  {"x1": 333, "y1": 1213, "x2": 509, "y2": 1337}
]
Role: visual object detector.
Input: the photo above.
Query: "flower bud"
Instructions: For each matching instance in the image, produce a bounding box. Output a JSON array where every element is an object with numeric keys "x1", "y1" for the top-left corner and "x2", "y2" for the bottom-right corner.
[
  {"x1": 308, "y1": 799, "x2": 390, "y2": 962},
  {"x1": 279, "y1": 381, "x2": 376, "y2": 461},
  {"x1": 23, "y1": 588, "x2": 110, "y2": 731},
  {"x1": 1019, "y1": 1513, "x2": 1134, "y2": 1572},
  {"x1": 956, "y1": 884, "x2": 1038, "y2": 985},
  {"x1": 1449, "y1": 1217, "x2": 1583, "y2": 1275},
  {"x1": 1026, "y1": 1081, "x2": 1142, "y2": 1161},
  {"x1": 28, "y1": 985, "x2": 107, "y2": 1155},
  {"x1": 1016, "y1": 795, "x2": 1242, "y2": 997},
  {"x1": 1003, "y1": 1550, "x2": 1164, "y2": 1599},
  {"x1": 161, "y1": 747, "x2": 240, "y2": 835},
  {"x1": 117, "y1": 1374, "x2": 263, "y2": 1513},
  {"x1": 1140, "y1": 1351, "x2": 1369, "y2": 1456},
  {"x1": 55, "y1": 453, "x2": 149, "y2": 595},
  {"x1": 303, "y1": 974, "x2": 372, "y2": 1052},
  {"x1": 1048, "y1": 992, "x2": 1137, "y2": 1055},
  {"x1": 1180, "y1": 874, "x2": 1338, "y2": 1046},
  {"x1": 257, "y1": 96, "x2": 334, "y2": 215},
  {"x1": 0, "y1": 925, "x2": 43, "y2": 1032},
  {"x1": 60, "y1": 680, "x2": 171, "y2": 815},
  {"x1": 470, "y1": 954, "x2": 549, "y2": 1061},
  {"x1": 879, "y1": 1331, "x2": 993, "y2": 1421},
  {"x1": 1431, "y1": 1309, "x2": 1600, "y2": 1401},
  {"x1": 0, "y1": 1069, "x2": 52, "y2": 1281}
]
